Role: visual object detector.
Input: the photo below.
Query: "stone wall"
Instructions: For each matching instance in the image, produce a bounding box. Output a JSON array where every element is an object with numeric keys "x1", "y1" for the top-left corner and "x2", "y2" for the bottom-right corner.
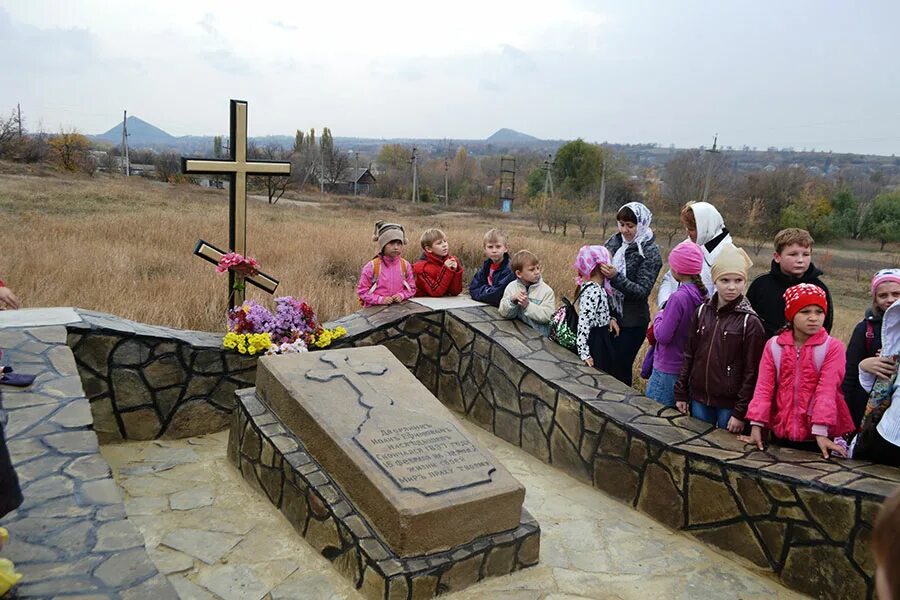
[
  {"x1": 37, "y1": 303, "x2": 898, "y2": 598},
  {"x1": 229, "y1": 388, "x2": 540, "y2": 599},
  {"x1": 67, "y1": 310, "x2": 256, "y2": 442}
]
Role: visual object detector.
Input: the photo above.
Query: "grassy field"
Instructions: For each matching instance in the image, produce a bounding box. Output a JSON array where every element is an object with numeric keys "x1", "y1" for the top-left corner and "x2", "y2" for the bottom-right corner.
[{"x1": 0, "y1": 164, "x2": 891, "y2": 385}]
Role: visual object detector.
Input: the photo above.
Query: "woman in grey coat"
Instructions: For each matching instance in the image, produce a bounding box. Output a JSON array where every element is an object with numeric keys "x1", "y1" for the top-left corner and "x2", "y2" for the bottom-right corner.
[{"x1": 601, "y1": 202, "x2": 662, "y2": 386}]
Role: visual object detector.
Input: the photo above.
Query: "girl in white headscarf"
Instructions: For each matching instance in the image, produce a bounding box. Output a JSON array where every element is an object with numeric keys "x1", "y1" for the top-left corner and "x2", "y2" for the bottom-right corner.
[
  {"x1": 601, "y1": 202, "x2": 662, "y2": 387},
  {"x1": 657, "y1": 201, "x2": 732, "y2": 308}
]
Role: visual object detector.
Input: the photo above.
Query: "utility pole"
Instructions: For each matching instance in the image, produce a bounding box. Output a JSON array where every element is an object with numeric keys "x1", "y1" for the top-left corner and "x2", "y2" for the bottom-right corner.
[
  {"x1": 16, "y1": 103, "x2": 22, "y2": 137},
  {"x1": 444, "y1": 158, "x2": 449, "y2": 206},
  {"x1": 121, "y1": 110, "x2": 131, "y2": 177},
  {"x1": 354, "y1": 151, "x2": 359, "y2": 197},
  {"x1": 411, "y1": 147, "x2": 418, "y2": 203},
  {"x1": 543, "y1": 154, "x2": 554, "y2": 197},
  {"x1": 701, "y1": 134, "x2": 719, "y2": 203}
]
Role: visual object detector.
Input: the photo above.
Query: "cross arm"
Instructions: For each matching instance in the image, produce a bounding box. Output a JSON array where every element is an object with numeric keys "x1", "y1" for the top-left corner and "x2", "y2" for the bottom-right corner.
[{"x1": 193, "y1": 239, "x2": 279, "y2": 294}]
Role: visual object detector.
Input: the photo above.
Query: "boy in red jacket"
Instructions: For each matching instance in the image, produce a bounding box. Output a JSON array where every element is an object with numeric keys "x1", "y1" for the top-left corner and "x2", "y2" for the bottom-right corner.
[{"x1": 413, "y1": 228, "x2": 464, "y2": 297}]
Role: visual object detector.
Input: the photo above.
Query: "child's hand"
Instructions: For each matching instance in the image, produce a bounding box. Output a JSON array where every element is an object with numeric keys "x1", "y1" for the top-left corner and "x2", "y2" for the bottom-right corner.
[
  {"x1": 391, "y1": 294, "x2": 404, "y2": 303},
  {"x1": 444, "y1": 258, "x2": 458, "y2": 270},
  {"x1": 516, "y1": 292, "x2": 529, "y2": 307},
  {"x1": 816, "y1": 435, "x2": 847, "y2": 459},
  {"x1": 750, "y1": 425, "x2": 766, "y2": 451},
  {"x1": 382, "y1": 296, "x2": 395, "y2": 305},
  {"x1": 726, "y1": 416, "x2": 744, "y2": 434},
  {"x1": 584, "y1": 357, "x2": 594, "y2": 368},
  {"x1": 860, "y1": 356, "x2": 898, "y2": 380},
  {"x1": 675, "y1": 400, "x2": 689, "y2": 415},
  {"x1": 609, "y1": 319, "x2": 620, "y2": 337}
]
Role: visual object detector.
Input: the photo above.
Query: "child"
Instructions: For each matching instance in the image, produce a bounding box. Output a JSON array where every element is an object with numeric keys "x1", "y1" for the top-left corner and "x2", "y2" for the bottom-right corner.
[
  {"x1": 657, "y1": 201, "x2": 732, "y2": 307},
  {"x1": 873, "y1": 489, "x2": 900, "y2": 600},
  {"x1": 843, "y1": 269, "x2": 900, "y2": 426},
  {"x1": 356, "y1": 221, "x2": 416, "y2": 307},
  {"x1": 469, "y1": 229, "x2": 515, "y2": 307},
  {"x1": 747, "y1": 283, "x2": 855, "y2": 458},
  {"x1": 499, "y1": 250, "x2": 556, "y2": 336},
  {"x1": 413, "y1": 228, "x2": 463, "y2": 297},
  {"x1": 853, "y1": 298, "x2": 900, "y2": 466},
  {"x1": 674, "y1": 244, "x2": 766, "y2": 430},
  {"x1": 646, "y1": 240, "x2": 707, "y2": 408},
  {"x1": 746, "y1": 228, "x2": 834, "y2": 338},
  {"x1": 602, "y1": 202, "x2": 662, "y2": 386},
  {"x1": 573, "y1": 245, "x2": 621, "y2": 372}
]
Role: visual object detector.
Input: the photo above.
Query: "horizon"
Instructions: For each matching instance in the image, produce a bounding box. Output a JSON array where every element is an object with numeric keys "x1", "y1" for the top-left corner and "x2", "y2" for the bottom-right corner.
[{"x1": 3, "y1": 1, "x2": 900, "y2": 155}]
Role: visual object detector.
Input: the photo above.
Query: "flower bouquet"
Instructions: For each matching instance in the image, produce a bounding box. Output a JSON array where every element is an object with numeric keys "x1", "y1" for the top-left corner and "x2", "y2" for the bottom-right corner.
[
  {"x1": 223, "y1": 296, "x2": 347, "y2": 355},
  {"x1": 216, "y1": 252, "x2": 259, "y2": 293}
]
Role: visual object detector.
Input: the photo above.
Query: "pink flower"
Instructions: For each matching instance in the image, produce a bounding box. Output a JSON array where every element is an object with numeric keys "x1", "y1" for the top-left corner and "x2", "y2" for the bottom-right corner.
[{"x1": 216, "y1": 252, "x2": 259, "y2": 277}]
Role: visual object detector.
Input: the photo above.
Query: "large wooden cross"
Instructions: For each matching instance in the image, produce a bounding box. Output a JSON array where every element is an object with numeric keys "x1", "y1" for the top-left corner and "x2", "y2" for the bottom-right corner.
[{"x1": 182, "y1": 99, "x2": 291, "y2": 307}]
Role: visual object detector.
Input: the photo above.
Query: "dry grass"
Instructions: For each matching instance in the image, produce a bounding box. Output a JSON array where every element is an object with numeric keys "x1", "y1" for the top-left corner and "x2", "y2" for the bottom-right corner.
[{"x1": 1, "y1": 166, "x2": 891, "y2": 388}]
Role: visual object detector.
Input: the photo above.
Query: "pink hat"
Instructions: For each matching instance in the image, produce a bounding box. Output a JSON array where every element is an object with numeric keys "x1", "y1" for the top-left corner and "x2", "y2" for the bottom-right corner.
[
  {"x1": 872, "y1": 269, "x2": 900, "y2": 296},
  {"x1": 574, "y1": 245, "x2": 613, "y2": 293},
  {"x1": 667, "y1": 240, "x2": 704, "y2": 276}
]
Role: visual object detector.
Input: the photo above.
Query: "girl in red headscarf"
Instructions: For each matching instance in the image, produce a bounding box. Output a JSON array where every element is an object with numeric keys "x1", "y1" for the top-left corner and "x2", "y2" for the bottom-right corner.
[{"x1": 747, "y1": 283, "x2": 856, "y2": 458}]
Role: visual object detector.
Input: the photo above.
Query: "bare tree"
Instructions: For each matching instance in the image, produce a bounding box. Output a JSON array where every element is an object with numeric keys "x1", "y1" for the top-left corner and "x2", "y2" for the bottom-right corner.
[{"x1": 249, "y1": 143, "x2": 292, "y2": 203}]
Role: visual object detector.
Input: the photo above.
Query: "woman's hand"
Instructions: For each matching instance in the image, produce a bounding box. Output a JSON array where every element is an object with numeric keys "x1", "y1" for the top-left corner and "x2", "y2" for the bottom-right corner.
[
  {"x1": 726, "y1": 416, "x2": 745, "y2": 434},
  {"x1": 599, "y1": 264, "x2": 618, "y2": 279},
  {"x1": 859, "y1": 356, "x2": 898, "y2": 380},
  {"x1": 609, "y1": 319, "x2": 620, "y2": 337},
  {"x1": 816, "y1": 435, "x2": 847, "y2": 459},
  {"x1": 750, "y1": 425, "x2": 766, "y2": 451}
]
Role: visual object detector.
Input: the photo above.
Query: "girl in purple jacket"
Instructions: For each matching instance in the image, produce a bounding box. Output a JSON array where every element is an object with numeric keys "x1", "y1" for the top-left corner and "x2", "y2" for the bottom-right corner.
[{"x1": 646, "y1": 241, "x2": 707, "y2": 407}]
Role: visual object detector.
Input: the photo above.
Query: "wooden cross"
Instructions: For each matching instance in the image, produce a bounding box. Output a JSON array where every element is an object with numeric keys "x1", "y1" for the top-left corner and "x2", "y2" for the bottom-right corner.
[
  {"x1": 182, "y1": 99, "x2": 291, "y2": 307},
  {"x1": 306, "y1": 352, "x2": 391, "y2": 409}
]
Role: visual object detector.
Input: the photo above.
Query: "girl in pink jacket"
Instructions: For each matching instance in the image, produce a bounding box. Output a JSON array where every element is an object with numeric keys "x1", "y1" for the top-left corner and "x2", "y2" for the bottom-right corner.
[
  {"x1": 747, "y1": 283, "x2": 855, "y2": 459},
  {"x1": 357, "y1": 221, "x2": 417, "y2": 308}
]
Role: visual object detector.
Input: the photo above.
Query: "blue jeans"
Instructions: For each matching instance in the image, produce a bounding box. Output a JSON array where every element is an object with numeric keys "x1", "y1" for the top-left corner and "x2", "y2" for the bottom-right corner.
[
  {"x1": 646, "y1": 370, "x2": 678, "y2": 408},
  {"x1": 691, "y1": 400, "x2": 732, "y2": 429}
]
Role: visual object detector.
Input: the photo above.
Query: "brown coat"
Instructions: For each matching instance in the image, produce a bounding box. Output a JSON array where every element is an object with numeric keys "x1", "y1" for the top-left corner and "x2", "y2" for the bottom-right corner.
[{"x1": 674, "y1": 294, "x2": 767, "y2": 420}]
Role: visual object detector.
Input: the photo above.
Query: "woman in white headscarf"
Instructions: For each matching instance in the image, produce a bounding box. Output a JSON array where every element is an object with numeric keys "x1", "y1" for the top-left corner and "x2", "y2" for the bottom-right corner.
[
  {"x1": 601, "y1": 202, "x2": 662, "y2": 386},
  {"x1": 657, "y1": 201, "x2": 732, "y2": 308}
]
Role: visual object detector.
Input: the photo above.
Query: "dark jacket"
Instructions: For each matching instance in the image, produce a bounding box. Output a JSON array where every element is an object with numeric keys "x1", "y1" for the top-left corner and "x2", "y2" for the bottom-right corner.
[
  {"x1": 842, "y1": 308, "x2": 883, "y2": 427},
  {"x1": 674, "y1": 294, "x2": 767, "y2": 419},
  {"x1": 413, "y1": 252, "x2": 463, "y2": 297},
  {"x1": 469, "y1": 253, "x2": 515, "y2": 307},
  {"x1": 746, "y1": 260, "x2": 834, "y2": 338},
  {"x1": 603, "y1": 233, "x2": 663, "y2": 328},
  {"x1": 0, "y1": 403, "x2": 23, "y2": 518}
]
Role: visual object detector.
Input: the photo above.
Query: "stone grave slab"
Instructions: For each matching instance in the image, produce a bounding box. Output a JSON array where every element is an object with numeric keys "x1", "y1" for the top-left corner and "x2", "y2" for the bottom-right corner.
[{"x1": 253, "y1": 346, "x2": 526, "y2": 557}]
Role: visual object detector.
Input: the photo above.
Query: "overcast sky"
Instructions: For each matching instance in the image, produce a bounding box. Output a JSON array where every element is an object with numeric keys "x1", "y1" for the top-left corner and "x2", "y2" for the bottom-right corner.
[{"x1": 2, "y1": 1, "x2": 899, "y2": 155}]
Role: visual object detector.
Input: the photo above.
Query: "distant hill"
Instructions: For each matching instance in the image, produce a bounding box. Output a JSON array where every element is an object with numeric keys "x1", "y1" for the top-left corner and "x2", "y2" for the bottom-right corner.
[
  {"x1": 485, "y1": 128, "x2": 540, "y2": 144},
  {"x1": 95, "y1": 116, "x2": 177, "y2": 145}
]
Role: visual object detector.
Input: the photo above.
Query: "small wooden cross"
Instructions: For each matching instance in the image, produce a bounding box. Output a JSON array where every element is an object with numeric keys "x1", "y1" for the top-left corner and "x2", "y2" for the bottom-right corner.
[{"x1": 182, "y1": 99, "x2": 291, "y2": 307}]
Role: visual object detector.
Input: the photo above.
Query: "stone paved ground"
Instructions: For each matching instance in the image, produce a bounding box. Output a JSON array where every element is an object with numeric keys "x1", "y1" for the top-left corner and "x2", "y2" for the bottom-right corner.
[{"x1": 101, "y1": 424, "x2": 808, "y2": 600}]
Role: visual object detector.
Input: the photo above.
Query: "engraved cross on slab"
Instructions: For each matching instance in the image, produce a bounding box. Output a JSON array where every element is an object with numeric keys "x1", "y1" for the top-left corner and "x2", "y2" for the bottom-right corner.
[
  {"x1": 305, "y1": 351, "x2": 390, "y2": 409},
  {"x1": 182, "y1": 99, "x2": 291, "y2": 307}
]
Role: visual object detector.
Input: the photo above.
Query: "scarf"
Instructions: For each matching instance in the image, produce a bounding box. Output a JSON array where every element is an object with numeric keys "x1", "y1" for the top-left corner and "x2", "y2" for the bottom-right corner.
[{"x1": 610, "y1": 202, "x2": 653, "y2": 314}]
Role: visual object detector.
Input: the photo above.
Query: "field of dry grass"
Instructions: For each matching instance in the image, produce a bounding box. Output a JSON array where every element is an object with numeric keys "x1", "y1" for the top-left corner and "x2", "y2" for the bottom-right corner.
[{"x1": 1, "y1": 164, "x2": 892, "y2": 387}]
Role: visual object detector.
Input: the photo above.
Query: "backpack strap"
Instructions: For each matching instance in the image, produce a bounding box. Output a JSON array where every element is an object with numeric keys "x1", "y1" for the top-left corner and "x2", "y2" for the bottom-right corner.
[
  {"x1": 769, "y1": 338, "x2": 783, "y2": 380},
  {"x1": 865, "y1": 320, "x2": 875, "y2": 354},
  {"x1": 400, "y1": 258, "x2": 412, "y2": 291},
  {"x1": 369, "y1": 256, "x2": 382, "y2": 294},
  {"x1": 813, "y1": 336, "x2": 831, "y2": 372}
]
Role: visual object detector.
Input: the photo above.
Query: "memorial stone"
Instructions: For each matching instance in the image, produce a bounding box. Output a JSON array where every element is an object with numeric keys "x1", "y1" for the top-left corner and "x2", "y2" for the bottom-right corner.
[{"x1": 253, "y1": 346, "x2": 526, "y2": 556}]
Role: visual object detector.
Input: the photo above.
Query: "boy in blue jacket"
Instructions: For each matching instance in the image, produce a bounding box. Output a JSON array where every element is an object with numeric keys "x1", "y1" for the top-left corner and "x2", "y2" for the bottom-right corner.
[{"x1": 469, "y1": 229, "x2": 515, "y2": 307}]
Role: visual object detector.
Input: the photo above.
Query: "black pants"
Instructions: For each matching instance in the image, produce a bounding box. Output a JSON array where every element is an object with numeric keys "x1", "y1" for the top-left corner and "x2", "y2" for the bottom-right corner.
[
  {"x1": 0, "y1": 419, "x2": 23, "y2": 518},
  {"x1": 607, "y1": 325, "x2": 647, "y2": 388},
  {"x1": 853, "y1": 427, "x2": 900, "y2": 467}
]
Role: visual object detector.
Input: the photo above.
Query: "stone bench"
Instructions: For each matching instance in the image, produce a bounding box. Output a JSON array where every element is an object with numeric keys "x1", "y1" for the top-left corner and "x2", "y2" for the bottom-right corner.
[{"x1": 2, "y1": 304, "x2": 895, "y2": 598}]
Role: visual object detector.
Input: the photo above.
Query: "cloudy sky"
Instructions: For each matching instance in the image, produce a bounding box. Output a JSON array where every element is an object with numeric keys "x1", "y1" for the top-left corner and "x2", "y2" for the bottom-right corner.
[{"x1": 2, "y1": 1, "x2": 899, "y2": 154}]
